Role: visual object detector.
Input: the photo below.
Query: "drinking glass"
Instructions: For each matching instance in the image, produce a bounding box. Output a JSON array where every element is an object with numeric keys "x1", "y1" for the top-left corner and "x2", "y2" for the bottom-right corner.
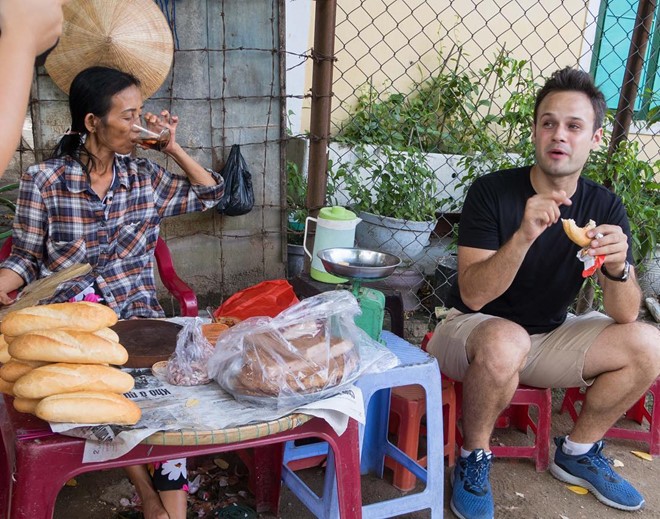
[{"x1": 132, "y1": 124, "x2": 171, "y2": 151}]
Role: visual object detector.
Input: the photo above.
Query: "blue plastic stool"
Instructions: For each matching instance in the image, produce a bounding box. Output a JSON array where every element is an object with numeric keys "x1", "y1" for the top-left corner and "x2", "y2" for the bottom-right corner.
[{"x1": 282, "y1": 331, "x2": 444, "y2": 518}]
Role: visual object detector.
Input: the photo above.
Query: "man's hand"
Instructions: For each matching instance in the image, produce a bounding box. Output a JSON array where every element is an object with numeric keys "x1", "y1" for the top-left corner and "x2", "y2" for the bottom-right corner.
[
  {"x1": 518, "y1": 190, "x2": 572, "y2": 244},
  {"x1": 588, "y1": 224, "x2": 629, "y2": 276},
  {"x1": 0, "y1": 0, "x2": 65, "y2": 55}
]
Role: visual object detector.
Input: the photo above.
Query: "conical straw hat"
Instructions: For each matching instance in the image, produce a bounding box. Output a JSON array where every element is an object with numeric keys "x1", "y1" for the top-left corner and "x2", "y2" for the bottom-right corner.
[{"x1": 45, "y1": 0, "x2": 173, "y2": 99}]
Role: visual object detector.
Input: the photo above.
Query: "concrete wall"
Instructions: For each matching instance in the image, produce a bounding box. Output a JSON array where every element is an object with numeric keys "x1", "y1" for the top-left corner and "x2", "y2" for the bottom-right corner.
[{"x1": 28, "y1": 0, "x2": 285, "y2": 313}]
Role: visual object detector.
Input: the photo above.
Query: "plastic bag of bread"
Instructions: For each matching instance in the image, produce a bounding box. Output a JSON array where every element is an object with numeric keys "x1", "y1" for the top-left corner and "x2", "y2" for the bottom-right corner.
[
  {"x1": 207, "y1": 290, "x2": 398, "y2": 407},
  {"x1": 166, "y1": 318, "x2": 215, "y2": 386}
]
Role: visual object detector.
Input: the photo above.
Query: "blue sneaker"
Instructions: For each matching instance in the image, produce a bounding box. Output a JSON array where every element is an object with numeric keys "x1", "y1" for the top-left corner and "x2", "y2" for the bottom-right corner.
[
  {"x1": 450, "y1": 449, "x2": 494, "y2": 519},
  {"x1": 550, "y1": 436, "x2": 645, "y2": 511}
]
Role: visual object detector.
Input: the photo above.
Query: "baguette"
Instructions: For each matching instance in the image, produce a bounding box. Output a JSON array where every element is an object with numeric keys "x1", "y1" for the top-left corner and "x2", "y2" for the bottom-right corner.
[
  {"x1": 0, "y1": 377, "x2": 13, "y2": 396},
  {"x1": 36, "y1": 391, "x2": 141, "y2": 425},
  {"x1": 13, "y1": 363, "x2": 135, "y2": 399},
  {"x1": 1, "y1": 302, "x2": 118, "y2": 337},
  {"x1": 13, "y1": 397, "x2": 40, "y2": 414},
  {"x1": 8, "y1": 330, "x2": 128, "y2": 365},
  {"x1": 0, "y1": 359, "x2": 49, "y2": 382},
  {"x1": 0, "y1": 335, "x2": 9, "y2": 363}
]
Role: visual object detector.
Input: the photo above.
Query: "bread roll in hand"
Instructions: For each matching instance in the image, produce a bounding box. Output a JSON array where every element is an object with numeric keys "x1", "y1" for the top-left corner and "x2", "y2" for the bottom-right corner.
[{"x1": 561, "y1": 218, "x2": 596, "y2": 248}]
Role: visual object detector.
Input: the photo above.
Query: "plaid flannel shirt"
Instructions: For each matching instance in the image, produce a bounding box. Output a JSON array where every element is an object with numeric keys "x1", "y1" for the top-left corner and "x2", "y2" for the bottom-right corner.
[{"x1": 1, "y1": 154, "x2": 224, "y2": 318}]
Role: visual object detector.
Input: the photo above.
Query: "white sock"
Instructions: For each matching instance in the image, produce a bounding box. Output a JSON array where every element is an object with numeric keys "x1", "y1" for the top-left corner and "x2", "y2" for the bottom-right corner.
[
  {"x1": 562, "y1": 436, "x2": 595, "y2": 456},
  {"x1": 460, "y1": 447, "x2": 492, "y2": 458}
]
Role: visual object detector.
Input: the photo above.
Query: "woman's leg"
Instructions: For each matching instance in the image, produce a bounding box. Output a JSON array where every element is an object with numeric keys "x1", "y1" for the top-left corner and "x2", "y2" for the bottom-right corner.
[
  {"x1": 123, "y1": 464, "x2": 169, "y2": 519},
  {"x1": 158, "y1": 489, "x2": 188, "y2": 519},
  {"x1": 151, "y1": 458, "x2": 189, "y2": 519}
]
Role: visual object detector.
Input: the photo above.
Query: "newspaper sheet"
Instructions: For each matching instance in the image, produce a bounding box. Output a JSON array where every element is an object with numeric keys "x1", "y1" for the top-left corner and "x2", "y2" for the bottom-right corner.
[{"x1": 49, "y1": 370, "x2": 366, "y2": 462}]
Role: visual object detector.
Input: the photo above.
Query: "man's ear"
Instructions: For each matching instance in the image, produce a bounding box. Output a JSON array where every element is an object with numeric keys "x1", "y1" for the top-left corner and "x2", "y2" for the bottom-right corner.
[
  {"x1": 531, "y1": 122, "x2": 536, "y2": 144},
  {"x1": 84, "y1": 114, "x2": 97, "y2": 134},
  {"x1": 591, "y1": 127, "x2": 603, "y2": 149}
]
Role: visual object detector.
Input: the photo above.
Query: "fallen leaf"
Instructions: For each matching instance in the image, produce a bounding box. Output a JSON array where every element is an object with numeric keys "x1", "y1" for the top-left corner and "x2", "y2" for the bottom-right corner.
[
  {"x1": 65, "y1": 478, "x2": 77, "y2": 487},
  {"x1": 612, "y1": 458, "x2": 624, "y2": 467},
  {"x1": 631, "y1": 450, "x2": 653, "y2": 461},
  {"x1": 566, "y1": 485, "x2": 588, "y2": 495},
  {"x1": 214, "y1": 458, "x2": 230, "y2": 470}
]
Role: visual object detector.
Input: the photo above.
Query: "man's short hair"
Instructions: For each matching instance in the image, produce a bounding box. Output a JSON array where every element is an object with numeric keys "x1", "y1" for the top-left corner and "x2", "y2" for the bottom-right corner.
[{"x1": 534, "y1": 67, "x2": 606, "y2": 132}]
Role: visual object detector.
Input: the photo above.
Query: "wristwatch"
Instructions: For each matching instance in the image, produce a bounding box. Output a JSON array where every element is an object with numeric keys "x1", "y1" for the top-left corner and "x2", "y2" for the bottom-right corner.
[{"x1": 601, "y1": 261, "x2": 631, "y2": 282}]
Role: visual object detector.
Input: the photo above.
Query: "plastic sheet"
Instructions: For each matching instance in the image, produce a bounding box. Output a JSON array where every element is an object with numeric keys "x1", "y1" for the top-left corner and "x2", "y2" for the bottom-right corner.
[{"x1": 207, "y1": 290, "x2": 399, "y2": 408}]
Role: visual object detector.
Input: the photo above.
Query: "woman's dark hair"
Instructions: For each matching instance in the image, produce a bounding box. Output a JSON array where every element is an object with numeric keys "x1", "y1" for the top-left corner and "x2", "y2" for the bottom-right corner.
[
  {"x1": 533, "y1": 67, "x2": 606, "y2": 132},
  {"x1": 52, "y1": 66, "x2": 141, "y2": 169}
]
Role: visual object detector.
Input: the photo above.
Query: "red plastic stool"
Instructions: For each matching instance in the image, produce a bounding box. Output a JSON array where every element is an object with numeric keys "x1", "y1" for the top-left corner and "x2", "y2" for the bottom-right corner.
[
  {"x1": 385, "y1": 379, "x2": 457, "y2": 491},
  {"x1": 421, "y1": 331, "x2": 552, "y2": 472},
  {"x1": 560, "y1": 378, "x2": 660, "y2": 455}
]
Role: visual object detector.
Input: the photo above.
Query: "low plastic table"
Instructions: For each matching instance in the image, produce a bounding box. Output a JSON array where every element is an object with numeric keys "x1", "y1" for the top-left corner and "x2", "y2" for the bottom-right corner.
[{"x1": 0, "y1": 394, "x2": 362, "y2": 519}]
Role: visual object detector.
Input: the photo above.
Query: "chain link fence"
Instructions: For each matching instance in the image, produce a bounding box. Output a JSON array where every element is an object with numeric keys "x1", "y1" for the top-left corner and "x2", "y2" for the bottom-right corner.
[{"x1": 287, "y1": 0, "x2": 660, "y2": 335}]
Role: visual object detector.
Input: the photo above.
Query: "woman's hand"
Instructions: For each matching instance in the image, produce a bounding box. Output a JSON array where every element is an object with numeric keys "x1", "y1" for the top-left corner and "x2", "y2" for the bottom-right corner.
[
  {"x1": 143, "y1": 110, "x2": 179, "y2": 154},
  {"x1": 0, "y1": 290, "x2": 16, "y2": 306}
]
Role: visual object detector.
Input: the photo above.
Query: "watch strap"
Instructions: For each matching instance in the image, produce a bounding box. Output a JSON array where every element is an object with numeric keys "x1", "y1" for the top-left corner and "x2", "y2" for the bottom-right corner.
[{"x1": 601, "y1": 261, "x2": 630, "y2": 282}]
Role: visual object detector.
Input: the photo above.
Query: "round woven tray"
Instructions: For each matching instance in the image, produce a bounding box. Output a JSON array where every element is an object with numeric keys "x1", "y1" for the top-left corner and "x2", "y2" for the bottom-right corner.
[{"x1": 141, "y1": 413, "x2": 312, "y2": 446}]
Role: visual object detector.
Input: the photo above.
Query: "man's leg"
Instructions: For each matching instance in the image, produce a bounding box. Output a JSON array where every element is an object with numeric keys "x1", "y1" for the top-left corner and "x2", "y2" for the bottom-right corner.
[
  {"x1": 461, "y1": 318, "x2": 532, "y2": 450},
  {"x1": 429, "y1": 313, "x2": 531, "y2": 519},
  {"x1": 572, "y1": 321, "x2": 660, "y2": 442},
  {"x1": 550, "y1": 320, "x2": 660, "y2": 511}
]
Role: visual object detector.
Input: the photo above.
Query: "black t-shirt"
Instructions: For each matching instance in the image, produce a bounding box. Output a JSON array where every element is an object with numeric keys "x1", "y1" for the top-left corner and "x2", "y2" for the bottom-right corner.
[{"x1": 447, "y1": 166, "x2": 633, "y2": 334}]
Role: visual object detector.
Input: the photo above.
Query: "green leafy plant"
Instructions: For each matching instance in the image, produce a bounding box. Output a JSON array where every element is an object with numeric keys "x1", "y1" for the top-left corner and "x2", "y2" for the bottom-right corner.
[
  {"x1": 583, "y1": 134, "x2": 660, "y2": 266},
  {"x1": 286, "y1": 160, "x2": 306, "y2": 245},
  {"x1": 333, "y1": 47, "x2": 540, "y2": 218},
  {"x1": 329, "y1": 143, "x2": 437, "y2": 222},
  {"x1": 332, "y1": 45, "x2": 660, "y2": 271}
]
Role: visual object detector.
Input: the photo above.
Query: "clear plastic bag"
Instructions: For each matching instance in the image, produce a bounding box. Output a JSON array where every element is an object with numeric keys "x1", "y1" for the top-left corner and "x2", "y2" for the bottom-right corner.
[
  {"x1": 207, "y1": 290, "x2": 399, "y2": 408},
  {"x1": 166, "y1": 318, "x2": 215, "y2": 386}
]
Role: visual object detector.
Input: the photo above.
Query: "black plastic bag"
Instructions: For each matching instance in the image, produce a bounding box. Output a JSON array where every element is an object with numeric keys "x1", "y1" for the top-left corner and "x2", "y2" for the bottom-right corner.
[{"x1": 216, "y1": 145, "x2": 254, "y2": 216}]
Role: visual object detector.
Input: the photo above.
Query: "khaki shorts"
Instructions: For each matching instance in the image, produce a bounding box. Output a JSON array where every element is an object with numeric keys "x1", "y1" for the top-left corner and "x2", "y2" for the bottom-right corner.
[{"x1": 426, "y1": 309, "x2": 614, "y2": 388}]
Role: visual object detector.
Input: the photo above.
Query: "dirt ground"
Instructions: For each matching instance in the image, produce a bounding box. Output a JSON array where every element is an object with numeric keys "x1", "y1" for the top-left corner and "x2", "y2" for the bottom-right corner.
[{"x1": 53, "y1": 389, "x2": 660, "y2": 519}]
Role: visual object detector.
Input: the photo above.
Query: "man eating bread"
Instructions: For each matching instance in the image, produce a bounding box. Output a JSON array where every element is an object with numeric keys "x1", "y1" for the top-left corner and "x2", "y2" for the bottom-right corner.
[{"x1": 426, "y1": 68, "x2": 660, "y2": 518}]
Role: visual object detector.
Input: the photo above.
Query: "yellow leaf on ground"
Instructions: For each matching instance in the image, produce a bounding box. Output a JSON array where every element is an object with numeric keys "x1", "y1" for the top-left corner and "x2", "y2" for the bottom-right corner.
[
  {"x1": 631, "y1": 450, "x2": 653, "y2": 461},
  {"x1": 214, "y1": 458, "x2": 230, "y2": 470},
  {"x1": 566, "y1": 485, "x2": 588, "y2": 495},
  {"x1": 65, "y1": 478, "x2": 77, "y2": 487},
  {"x1": 612, "y1": 458, "x2": 624, "y2": 467}
]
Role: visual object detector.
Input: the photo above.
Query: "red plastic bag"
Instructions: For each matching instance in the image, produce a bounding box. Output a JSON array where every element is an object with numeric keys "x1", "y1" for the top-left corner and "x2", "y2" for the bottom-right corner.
[{"x1": 214, "y1": 280, "x2": 299, "y2": 321}]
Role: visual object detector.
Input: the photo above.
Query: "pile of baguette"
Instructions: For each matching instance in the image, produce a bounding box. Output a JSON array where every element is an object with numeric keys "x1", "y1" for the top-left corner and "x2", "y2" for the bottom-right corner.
[{"x1": 0, "y1": 302, "x2": 141, "y2": 425}]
